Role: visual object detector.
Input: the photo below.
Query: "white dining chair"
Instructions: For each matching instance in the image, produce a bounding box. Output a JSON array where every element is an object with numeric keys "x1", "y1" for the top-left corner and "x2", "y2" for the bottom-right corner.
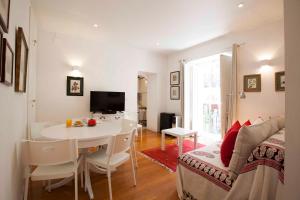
[
  {"x1": 121, "y1": 119, "x2": 139, "y2": 167},
  {"x1": 123, "y1": 112, "x2": 143, "y2": 141},
  {"x1": 30, "y1": 121, "x2": 58, "y2": 140},
  {"x1": 85, "y1": 129, "x2": 137, "y2": 200},
  {"x1": 30, "y1": 121, "x2": 84, "y2": 190},
  {"x1": 22, "y1": 139, "x2": 82, "y2": 200}
]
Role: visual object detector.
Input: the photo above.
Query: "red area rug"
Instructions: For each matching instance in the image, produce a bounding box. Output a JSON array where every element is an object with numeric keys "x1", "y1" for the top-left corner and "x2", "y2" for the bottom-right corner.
[{"x1": 140, "y1": 140, "x2": 205, "y2": 172}]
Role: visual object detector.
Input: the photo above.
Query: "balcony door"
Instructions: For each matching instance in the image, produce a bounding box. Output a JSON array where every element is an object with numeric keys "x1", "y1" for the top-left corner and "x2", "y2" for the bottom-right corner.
[{"x1": 184, "y1": 54, "x2": 232, "y2": 143}]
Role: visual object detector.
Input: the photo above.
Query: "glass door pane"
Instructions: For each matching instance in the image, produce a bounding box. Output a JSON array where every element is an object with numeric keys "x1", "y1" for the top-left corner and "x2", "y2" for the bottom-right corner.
[{"x1": 188, "y1": 55, "x2": 221, "y2": 140}]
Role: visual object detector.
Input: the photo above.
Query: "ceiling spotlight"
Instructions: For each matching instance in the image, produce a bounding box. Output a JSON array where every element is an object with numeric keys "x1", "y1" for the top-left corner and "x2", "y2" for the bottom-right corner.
[
  {"x1": 238, "y1": 3, "x2": 244, "y2": 8},
  {"x1": 156, "y1": 42, "x2": 160, "y2": 46},
  {"x1": 93, "y1": 24, "x2": 99, "y2": 28}
]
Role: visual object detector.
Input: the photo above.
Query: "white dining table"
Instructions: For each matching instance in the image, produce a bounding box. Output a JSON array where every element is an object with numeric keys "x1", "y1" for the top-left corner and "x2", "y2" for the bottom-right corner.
[{"x1": 40, "y1": 120, "x2": 125, "y2": 199}]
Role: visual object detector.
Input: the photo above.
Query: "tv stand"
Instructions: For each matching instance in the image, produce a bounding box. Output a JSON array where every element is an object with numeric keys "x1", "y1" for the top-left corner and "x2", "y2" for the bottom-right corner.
[
  {"x1": 92, "y1": 112, "x2": 124, "y2": 121},
  {"x1": 101, "y1": 110, "x2": 117, "y2": 114}
]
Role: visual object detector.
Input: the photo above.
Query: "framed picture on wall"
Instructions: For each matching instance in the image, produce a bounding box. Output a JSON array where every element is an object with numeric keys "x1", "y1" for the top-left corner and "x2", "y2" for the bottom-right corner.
[
  {"x1": 0, "y1": 38, "x2": 14, "y2": 85},
  {"x1": 0, "y1": 0, "x2": 10, "y2": 33},
  {"x1": 0, "y1": 31, "x2": 3, "y2": 82},
  {"x1": 275, "y1": 71, "x2": 285, "y2": 91},
  {"x1": 170, "y1": 71, "x2": 180, "y2": 85},
  {"x1": 170, "y1": 86, "x2": 180, "y2": 100},
  {"x1": 243, "y1": 74, "x2": 261, "y2": 92},
  {"x1": 67, "y1": 76, "x2": 84, "y2": 96},
  {"x1": 15, "y1": 27, "x2": 29, "y2": 92}
]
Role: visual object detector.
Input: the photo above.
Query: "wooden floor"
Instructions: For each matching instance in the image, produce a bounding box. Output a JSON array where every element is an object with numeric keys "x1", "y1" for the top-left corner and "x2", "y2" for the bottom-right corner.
[{"x1": 29, "y1": 130, "x2": 180, "y2": 200}]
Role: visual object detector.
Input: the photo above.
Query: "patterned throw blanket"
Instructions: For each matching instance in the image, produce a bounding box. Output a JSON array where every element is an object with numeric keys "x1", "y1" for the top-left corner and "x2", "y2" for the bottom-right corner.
[
  {"x1": 177, "y1": 129, "x2": 285, "y2": 200},
  {"x1": 240, "y1": 132, "x2": 285, "y2": 183}
]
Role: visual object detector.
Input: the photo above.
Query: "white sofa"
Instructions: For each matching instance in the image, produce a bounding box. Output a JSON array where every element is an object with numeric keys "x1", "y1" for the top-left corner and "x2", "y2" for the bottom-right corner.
[{"x1": 176, "y1": 124, "x2": 285, "y2": 200}]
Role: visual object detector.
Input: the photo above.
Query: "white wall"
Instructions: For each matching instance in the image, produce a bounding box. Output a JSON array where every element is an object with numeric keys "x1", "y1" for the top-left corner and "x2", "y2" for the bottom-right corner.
[
  {"x1": 0, "y1": 0, "x2": 37, "y2": 199},
  {"x1": 284, "y1": 0, "x2": 300, "y2": 199},
  {"x1": 166, "y1": 20, "x2": 285, "y2": 122},
  {"x1": 36, "y1": 29, "x2": 167, "y2": 131}
]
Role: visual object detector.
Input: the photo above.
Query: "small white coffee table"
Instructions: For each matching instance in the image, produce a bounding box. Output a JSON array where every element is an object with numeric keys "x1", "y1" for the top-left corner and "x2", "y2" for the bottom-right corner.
[{"x1": 161, "y1": 127, "x2": 198, "y2": 156}]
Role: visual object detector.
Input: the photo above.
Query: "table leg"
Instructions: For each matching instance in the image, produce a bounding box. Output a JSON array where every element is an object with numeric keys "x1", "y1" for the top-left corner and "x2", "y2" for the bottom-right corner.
[
  {"x1": 140, "y1": 127, "x2": 143, "y2": 141},
  {"x1": 161, "y1": 132, "x2": 165, "y2": 151},
  {"x1": 194, "y1": 133, "x2": 198, "y2": 149},
  {"x1": 178, "y1": 137, "x2": 183, "y2": 156}
]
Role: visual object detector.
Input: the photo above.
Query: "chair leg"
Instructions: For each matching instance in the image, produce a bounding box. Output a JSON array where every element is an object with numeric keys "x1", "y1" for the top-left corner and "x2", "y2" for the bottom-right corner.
[
  {"x1": 75, "y1": 171, "x2": 78, "y2": 200},
  {"x1": 48, "y1": 180, "x2": 51, "y2": 192},
  {"x1": 84, "y1": 161, "x2": 88, "y2": 192},
  {"x1": 80, "y1": 163, "x2": 84, "y2": 188},
  {"x1": 130, "y1": 149, "x2": 137, "y2": 186},
  {"x1": 132, "y1": 142, "x2": 138, "y2": 168},
  {"x1": 107, "y1": 170, "x2": 113, "y2": 200},
  {"x1": 24, "y1": 177, "x2": 29, "y2": 200}
]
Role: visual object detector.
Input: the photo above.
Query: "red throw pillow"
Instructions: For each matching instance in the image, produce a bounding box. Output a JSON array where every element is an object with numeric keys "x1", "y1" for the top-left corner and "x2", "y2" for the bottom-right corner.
[
  {"x1": 224, "y1": 120, "x2": 241, "y2": 136},
  {"x1": 221, "y1": 120, "x2": 251, "y2": 167},
  {"x1": 221, "y1": 121, "x2": 241, "y2": 167},
  {"x1": 243, "y1": 120, "x2": 251, "y2": 126}
]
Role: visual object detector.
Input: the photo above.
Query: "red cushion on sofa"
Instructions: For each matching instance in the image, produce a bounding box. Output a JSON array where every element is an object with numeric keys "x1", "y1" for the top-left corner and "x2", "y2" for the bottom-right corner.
[
  {"x1": 243, "y1": 120, "x2": 251, "y2": 126},
  {"x1": 225, "y1": 121, "x2": 241, "y2": 136},
  {"x1": 221, "y1": 120, "x2": 251, "y2": 167},
  {"x1": 221, "y1": 122, "x2": 241, "y2": 167}
]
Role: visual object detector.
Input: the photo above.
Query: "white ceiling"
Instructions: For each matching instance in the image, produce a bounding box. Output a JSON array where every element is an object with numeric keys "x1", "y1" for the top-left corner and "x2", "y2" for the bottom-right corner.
[{"x1": 33, "y1": 0, "x2": 283, "y2": 54}]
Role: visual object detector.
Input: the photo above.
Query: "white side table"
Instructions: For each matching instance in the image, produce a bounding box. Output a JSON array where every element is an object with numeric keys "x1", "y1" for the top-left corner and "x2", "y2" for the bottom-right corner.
[{"x1": 161, "y1": 127, "x2": 198, "y2": 156}]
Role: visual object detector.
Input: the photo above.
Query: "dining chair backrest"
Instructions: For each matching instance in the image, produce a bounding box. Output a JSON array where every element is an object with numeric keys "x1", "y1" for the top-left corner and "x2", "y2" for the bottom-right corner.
[
  {"x1": 30, "y1": 121, "x2": 58, "y2": 140},
  {"x1": 121, "y1": 119, "x2": 137, "y2": 132},
  {"x1": 22, "y1": 139, "x2": 78, "y2": 166},
  {"x1": 123, "y1": 111, "x2": 138, "y2": 122},
  {"x1": 106, "y1": 129, "x2": 135, "y2": 157}
]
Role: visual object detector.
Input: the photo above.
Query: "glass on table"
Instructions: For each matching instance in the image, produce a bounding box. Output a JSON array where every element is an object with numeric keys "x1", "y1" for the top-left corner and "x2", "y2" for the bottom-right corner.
[{"x1": 66, "y1": 119, "x2": 72, "y2": 128}]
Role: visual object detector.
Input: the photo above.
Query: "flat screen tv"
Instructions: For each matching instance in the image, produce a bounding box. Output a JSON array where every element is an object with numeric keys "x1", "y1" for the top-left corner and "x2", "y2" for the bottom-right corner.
[{"x1": 90, "y1": 91, "x2": 125, "y2": 114}]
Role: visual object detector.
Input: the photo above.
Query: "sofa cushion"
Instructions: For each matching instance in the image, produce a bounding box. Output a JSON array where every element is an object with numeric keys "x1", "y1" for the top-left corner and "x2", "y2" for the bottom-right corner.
[
  {"x1": 221, "y1": 122, "x2": 241, "y2": 167},
  {"x1": 252, "y1": 117, "x2": 264, "y2": 125},
  {"x1": 226, "y1": 121, "x2": 241, "y2": 135},
  {"x1": 228, "y1": 118, "x2": 280, "y2": 179},
  {"x1": 221, "y1": 121, "x2": 251, "y2": 167}
]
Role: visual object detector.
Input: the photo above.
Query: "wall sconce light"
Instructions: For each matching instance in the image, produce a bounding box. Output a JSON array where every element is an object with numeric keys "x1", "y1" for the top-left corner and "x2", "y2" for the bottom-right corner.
[
  {"x1": 260, "y1": 59, "x2": 271, "y2": 66},
  {"x1": 259, "y1": 59, "x2": 273, "y2": 73},
  {"x1": 239, "y1": 91, "x2": 246, "y2": 99},
  {"x1": 69, "y1": 65, "x2": 82, "y2": 77}
]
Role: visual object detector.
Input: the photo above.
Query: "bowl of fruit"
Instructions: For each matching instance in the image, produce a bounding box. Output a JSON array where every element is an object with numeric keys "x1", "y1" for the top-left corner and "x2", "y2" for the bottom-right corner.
[{"x1": 73, "y1": 120, "x2": 84, "y2": 127}]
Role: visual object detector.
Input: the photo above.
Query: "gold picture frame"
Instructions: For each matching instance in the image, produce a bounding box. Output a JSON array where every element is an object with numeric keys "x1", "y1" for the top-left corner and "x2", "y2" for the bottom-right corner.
[
  {"x1": 15, "y1": 27, "x2": 29, "y2": 93},
  {"x1": 170, "y1": 71, "x2": 180, "y2": 85},
  {"x1": 243, "y1": 74, "x2": 261, "y2": 92},
  {"x1": 170, "y1": 86, "x2": 180, "y2": 100},
  {"x1": 275, "y1": 71, "x2": 285, "y2": 91}
]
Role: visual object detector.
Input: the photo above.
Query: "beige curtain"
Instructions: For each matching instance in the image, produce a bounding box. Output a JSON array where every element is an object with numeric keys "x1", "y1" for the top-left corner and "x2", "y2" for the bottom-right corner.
[
  {"x1": 180, "y1": 60, "x2": 185, "y2": 128},
  {"x1": 225, "y1": 44, "x2": 238, "y2": 133},
  {"x1": 220, "y1": 44, "x2": 239, "y2": 137},
  {"x1": 220, "y1": 55, "x2": 232, "y2": 137}
]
